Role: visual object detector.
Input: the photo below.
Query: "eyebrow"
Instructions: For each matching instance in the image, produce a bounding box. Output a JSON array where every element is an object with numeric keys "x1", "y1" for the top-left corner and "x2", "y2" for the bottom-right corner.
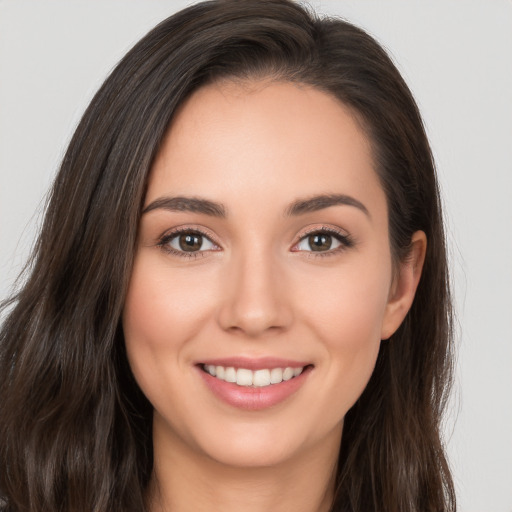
[
  {"x1": 285, "y1": 194, "x2": 370, "y2": 218},
  {"x1": 142, "y1": 193, "x2": 369, "y2": 219},
  {"x1": 142, "y1": 196, "x2": 226, "y2": 217}
]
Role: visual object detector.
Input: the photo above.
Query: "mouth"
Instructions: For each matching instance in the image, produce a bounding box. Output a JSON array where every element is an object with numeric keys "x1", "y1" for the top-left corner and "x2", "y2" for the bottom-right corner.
[
  {"x1": 197, "y1": 359, "x2": 313, "y2": 410},
  {"x1": 201, "y1": 364, "x2": 308, "y2": 387}
]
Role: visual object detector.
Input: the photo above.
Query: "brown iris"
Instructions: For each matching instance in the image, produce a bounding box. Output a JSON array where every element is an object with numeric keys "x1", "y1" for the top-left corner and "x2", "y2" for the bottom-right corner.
[
  {"x1": 179, "y1": 233, "x2": 203, "y2": 251},
  {"x1": 309, "y1": 233, "x2": 332, "y2": 251}
]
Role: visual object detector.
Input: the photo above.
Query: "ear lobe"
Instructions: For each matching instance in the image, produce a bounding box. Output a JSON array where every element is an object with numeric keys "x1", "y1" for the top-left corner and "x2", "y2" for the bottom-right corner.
[{"x1": 380, "y1": 231, "x2": 427, "y2": 340}]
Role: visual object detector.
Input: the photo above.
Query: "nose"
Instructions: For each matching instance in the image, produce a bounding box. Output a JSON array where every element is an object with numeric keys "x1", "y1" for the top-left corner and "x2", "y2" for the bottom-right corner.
[{"x1": 216, "y1": 249, "x2": 293, "y2": 337}]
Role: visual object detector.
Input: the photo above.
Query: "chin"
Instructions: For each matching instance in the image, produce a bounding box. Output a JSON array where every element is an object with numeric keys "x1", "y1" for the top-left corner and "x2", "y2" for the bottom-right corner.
[
  {"x1": 200, "y1": 434, "x2": 308, "y2": 469},
  {"x1": 179, "y1": 415, "x2": 343, "y2": 471}
]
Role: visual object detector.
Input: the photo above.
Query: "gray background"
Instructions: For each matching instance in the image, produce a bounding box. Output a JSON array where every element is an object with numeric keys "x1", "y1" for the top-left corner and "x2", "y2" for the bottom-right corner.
[{"x1": 1, "y1": 1, "x2": 511, "y2": 510}]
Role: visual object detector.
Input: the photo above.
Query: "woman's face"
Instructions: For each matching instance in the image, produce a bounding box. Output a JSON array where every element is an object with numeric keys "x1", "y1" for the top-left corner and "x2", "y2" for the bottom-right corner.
[{"x1": 123, "y1": 80, "x2": 416, "y2": 469}]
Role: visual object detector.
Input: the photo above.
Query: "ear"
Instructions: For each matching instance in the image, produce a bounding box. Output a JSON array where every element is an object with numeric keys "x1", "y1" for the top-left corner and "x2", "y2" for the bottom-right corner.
[{"x1": 380, "y1": 231, "x2": 427, "y2": 340}]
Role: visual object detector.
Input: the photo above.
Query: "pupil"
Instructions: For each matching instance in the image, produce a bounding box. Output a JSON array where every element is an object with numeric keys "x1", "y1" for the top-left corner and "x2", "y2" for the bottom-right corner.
[
  {"x1": 179, "y1": 233, "x2": 202, "y2": 251},
  {"x1": 309, "y1": 234, "x2": 331, "y2": 251}
]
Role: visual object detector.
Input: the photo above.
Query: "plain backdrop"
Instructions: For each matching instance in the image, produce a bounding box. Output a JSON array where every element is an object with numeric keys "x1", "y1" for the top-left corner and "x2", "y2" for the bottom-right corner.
[{"x1": 1, "y1": 1, "x2": 511, "y2": 510}]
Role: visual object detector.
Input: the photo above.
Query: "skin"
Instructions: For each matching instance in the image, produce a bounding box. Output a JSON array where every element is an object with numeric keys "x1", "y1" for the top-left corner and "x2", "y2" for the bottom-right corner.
[{"x1": 123, "y1": 80, "x2": 426, "y2": 512}]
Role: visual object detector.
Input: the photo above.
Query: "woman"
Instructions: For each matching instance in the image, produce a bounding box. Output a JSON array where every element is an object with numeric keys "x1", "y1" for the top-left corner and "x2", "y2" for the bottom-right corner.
[{"x1": 0, "y1": 1, "x2": 456, "y2": 511}]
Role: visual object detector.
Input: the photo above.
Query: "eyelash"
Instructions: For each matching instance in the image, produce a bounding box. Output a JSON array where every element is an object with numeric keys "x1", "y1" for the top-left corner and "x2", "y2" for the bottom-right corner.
[
  {"x1": 156, "y1": 226, "x2": 354, "y2": 259},
  {"x1": 157, "y1": 227, "x2": 219, "y2": 259},
  {"x1": 292, "y1": 226, "x2": 355, "y2": 258}
]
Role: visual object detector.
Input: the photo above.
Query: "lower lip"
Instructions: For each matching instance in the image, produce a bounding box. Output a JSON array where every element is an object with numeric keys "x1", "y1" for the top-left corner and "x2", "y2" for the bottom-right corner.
[{"x1": 197, "y1": 366, "x2": 312, "y2": 411}]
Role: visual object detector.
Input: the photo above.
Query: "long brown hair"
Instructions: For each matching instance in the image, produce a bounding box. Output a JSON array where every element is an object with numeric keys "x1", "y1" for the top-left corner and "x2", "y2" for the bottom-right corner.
[{"x1": 0, "y1": 1, "x2": 455, "y2": 511}]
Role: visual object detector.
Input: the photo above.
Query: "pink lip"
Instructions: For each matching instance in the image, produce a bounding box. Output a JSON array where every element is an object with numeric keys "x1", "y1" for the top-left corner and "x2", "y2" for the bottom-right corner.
[
  {"x1": 198, "y1": 356, "x2": 310, "y2": 371},
  {"x1": 196, "y1": 363, "x2": 313, "y2": 411}
]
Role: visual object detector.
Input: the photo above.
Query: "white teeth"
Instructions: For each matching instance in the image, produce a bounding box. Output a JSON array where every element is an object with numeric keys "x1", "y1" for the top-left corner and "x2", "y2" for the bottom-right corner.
[
  {"x1": 236, "y1": 368, "x2": 253, "y2": 386},
  {"x1": 224, "y1": 367, "x2": 236, "y2": 383},
  {"x1": 270, "y1": 368, "x2": 283, "y2": 384},
  {"x1": 204, "y1": 364, "x2": 305, "y2": 387},
  {"x1": 282, "y1": 367, "x2": 294, "y2": 381},
  {"x1": 253, "y1": 369, "x2": 271, "y2": 387}
]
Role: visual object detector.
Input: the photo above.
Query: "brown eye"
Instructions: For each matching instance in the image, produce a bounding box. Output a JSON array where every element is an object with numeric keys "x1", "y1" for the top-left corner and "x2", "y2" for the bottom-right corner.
[
  {"x1": 294, "y1": 229, "x2": 349, "y2": 254},
  {"x1": 179, "y1": 233, "x2": 203, "y2": 252},
  {"x1": 164, "y1": 230, "x2": 217, "y2": 254},
  {"x1": 308, "y1": 233, "x2": 333, "y2": 251}
]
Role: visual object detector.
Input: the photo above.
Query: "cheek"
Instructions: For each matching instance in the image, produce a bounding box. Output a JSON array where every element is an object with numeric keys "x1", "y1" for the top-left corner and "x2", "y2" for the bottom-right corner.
[
  {"x1": 299, "y1": 256, "x2": 391, "y2": 344},
  {"x1": 122, "y1": 253, "x2": 208, "y2": 395},
  {"x1": 123, "y1": 254, "x2": 216, "y2": 349},
  {"x1": 294, "y1": 257, "x2": 390, "y2": 409}
]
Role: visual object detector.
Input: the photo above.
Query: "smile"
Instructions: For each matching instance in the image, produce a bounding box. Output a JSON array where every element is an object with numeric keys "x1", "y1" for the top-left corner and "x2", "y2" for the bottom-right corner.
[
  {"x1": 198, "y1": 359, "x2": 313, "y2": 410},
  {"x1": 202, "y1": 364, "x2": 304, "y2": 387}
]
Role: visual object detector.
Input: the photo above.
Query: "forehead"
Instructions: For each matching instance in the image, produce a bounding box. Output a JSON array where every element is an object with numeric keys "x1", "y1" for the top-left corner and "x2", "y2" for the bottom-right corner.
[{"x1": 146, "y1": 80, "x2": 384, "y2": 219}]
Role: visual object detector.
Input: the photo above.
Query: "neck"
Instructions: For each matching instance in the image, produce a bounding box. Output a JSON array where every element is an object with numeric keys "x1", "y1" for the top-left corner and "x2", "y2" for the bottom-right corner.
[{"x1": 148, "y1": 423, "x2": 340, "y2": 512}]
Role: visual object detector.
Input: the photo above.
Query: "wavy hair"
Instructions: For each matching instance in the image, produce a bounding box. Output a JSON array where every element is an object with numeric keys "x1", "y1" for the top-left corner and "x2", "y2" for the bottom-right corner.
[{"x1": 0, "y1": 1, "x2": 455, "y2": 510}]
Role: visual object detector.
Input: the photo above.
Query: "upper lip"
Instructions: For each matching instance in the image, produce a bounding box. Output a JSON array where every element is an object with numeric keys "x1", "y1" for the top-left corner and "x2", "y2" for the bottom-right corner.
[{"x1": 198, "y1": 357, "x2": 312, "y2": 371}]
